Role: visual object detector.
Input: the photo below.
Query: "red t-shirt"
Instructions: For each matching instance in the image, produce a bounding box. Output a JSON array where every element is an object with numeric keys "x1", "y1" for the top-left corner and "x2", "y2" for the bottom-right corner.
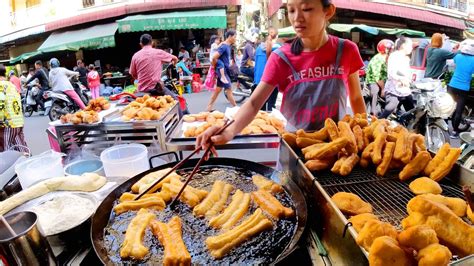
[
  {"x1": 261, "y1": 35, "x2": 364, "y2": 93},
  {"x1": 129, "y1": 46, "x2": 174, "y2": 92}
]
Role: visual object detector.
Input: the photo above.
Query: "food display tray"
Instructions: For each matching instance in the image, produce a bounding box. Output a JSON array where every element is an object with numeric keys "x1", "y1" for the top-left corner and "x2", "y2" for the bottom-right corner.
[{"x1": 54, "y1": 103, "x2": 179, "y2": 154}]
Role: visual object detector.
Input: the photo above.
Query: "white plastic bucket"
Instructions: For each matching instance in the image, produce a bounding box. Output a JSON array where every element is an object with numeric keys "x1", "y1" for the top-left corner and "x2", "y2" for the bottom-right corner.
[
  {"x1": 15, "y1": 150, "x2": 65, "y2": 189},
  {"x1": 100, "y1": 144, "x2": 149, "y2": 178}
]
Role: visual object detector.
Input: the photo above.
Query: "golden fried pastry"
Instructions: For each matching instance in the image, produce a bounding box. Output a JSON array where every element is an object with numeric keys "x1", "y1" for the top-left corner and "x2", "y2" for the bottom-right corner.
[
  {"x1": 402, "y1": 196, "x2": 474, "y2": 256},
  {"x1": 151, "y1": 216, "x2": 191, "y2": 266},
  {"x1": 430, "y1": 148, "x2": 461, "y2": 182},
  {"x1": 252, "y1": 174, "x2": 283, "y2": 194},
  {"x1": 356, "y1": 219, "x2": 398, "y2": 251},
  {"x1": 161, "y1": 181, "x2": 207, "y2": 208},
  {"x1": 348, "y1": 213, "x2": 379, "y2": 232},
  {"x1": 241, "y1": 126, "x2": 252, "y2": 135},
  {"x1": 338, "y1": 121, "x2": 358, "y2": 154},
  {"x1": 331, "y1": 192, "x2": 373, "y2": 215},
  {"x1": 119, "y1": 192, "x2": 159, "y2": 202},
  {"x1": 368, "y1": 236, "x2": 413, "y2": 266},
  {"x1": 206, "y1": 115, "x2": 217, "y2": 123},
  {"x1": 397, "y1": 225, "x2": 438, "y2": 250},
  {"x1": 372, "y1": 123, "x2": 387, "y2": 140},
  {"x1": 389, "y1": 159, "x2": 404, "y2": 170},
  {"x1": 131, "y1": 168, "x2": 179, "y2": 194},
  {"x1": 408, "y1": 177, "x2": 442, "y2": 195},
  {"x1": 206, "y1": 208, "x2": 273, "y2": 259},
  {"x1": 363, "y1": 126, "x2": 373, "y2": 146},
  {"x1": 399, "y1": 151, "x2": 431, "y2": 181},
  {"x1": 210, "y1": 111, "x2": 225, "y2": 119},
  {"x1": 352, "y1": 125, "x2": 365, "y2": 152},
  {"x1": 371, "y1": 132, "x2": 387, "y2": 165},
  {"x1": 296, "y1": 137, "x2": 323, "y2": 148},
  {"x1": 193, "y1": 180, "x2": 233, "y2": 217},
  {"x1": 296, "y1": 127, "x2": 328, "y2": 141},
  {"x1": 252, "y1": 189, "x2": 295, "y2": 219},
  {"x1": 282, "y1": 133, "x2": 298, "y2": 149},
  {"x1": 387, "y1": 132, "x2": 398, "y2": 142},
  {"x1": 194, "y1": 112, "x2": 208, "y2": 121},
  {"x1": 301, "y1": 143, "x2": 326, "y2": 155},
  {"x1": 332, "y1": 153, "x2": 359, "y2": 176},
  {"x1": 394, "y1": 132, "x2": 410, "y2": 161},
  {"x1": 360, "y1": 142, "x2": 374, "y2": 168},
  {"x1": 120, "y1": 208, "x2": 155, "y2": 260},
  {"x1": 305, "y1": 158, "x2": 334, "y2": 171},
  {"x1": 400, "y1": 134, "x2": 416, "y2": 164},
  {"x1": 248, "y1": 125, "x2": 263, "y2": 134},
  {"x1": 467, "y1": 205, "x2": 474, "y2": 223},
  {"x1": 304, "y1": 137, "x2": 349, "y2": 160},
  {"x1": 424, "y1": 143, "x2": 450, "y2": 176},
  {"x1": 268, "y1": 117, "x2": 285, "y2": 132},
  {"x1": 420, "y1": 194, "x2": 467, "y2": 217},
  {"x1": 417, "y1": 243, "x2": 452, "y2": 266},
  {"x1": 251, "y1": 118, "x2": 267, "y2": 126},
  {"x1": 325, "y1": 118, "x2": 339, "y2": 141},
  {"x1": 376, "y1": 142, "x2": 395, "y2": 177},
  {"x1": 209, "y1": 190, "x2": 251, "y2": 230},
  {"x1": 258, "y1": 124, "x2": 278, "y2": 134},
  {"x1": 184, "y1": 126, "x2": 197, "y2": 137},
  {"x1": 114, "y1": 196, "x2": 166, "y2": 214},
  {"x1": 413, "y1": 134, "x2": 426, "y2": 154}
]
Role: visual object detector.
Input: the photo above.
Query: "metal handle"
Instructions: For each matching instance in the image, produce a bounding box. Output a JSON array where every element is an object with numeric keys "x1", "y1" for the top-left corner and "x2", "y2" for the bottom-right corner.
[{"x1": 148, "y1": 151, "x2": 179, "y2": 168}]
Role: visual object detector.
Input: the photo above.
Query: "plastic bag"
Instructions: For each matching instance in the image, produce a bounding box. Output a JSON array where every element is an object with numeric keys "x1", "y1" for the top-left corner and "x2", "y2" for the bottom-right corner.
[{"x1": 204, "y1": 66, "x2": 216, "y2": 91}]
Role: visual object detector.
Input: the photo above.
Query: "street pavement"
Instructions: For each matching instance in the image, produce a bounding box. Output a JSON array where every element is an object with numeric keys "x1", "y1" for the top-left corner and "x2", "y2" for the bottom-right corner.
[{"x1": 22, "y1": 90, "x2": 459, "y2": 161}]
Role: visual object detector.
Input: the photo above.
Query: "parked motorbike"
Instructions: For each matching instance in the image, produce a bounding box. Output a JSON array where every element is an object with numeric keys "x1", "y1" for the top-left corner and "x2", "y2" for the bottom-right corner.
[
  {"x1": 22, "y1": 84, "x2": 48, "y2": 117},
  {"x1": 45, "y1": 77, "x2": 90, "y2": 121},
  {"x1": 457, "y1": 92, "x2": 474, "y2": 132},
  {"x1": 224, "y1": 74, "x2": 255, "y2": 103},
  {"x1": 388, "y1": 79, "x2": 455, "y2": 151}
]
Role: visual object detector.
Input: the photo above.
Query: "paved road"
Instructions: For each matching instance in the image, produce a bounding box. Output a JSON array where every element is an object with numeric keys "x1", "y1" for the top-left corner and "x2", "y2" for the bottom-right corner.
[{"x1": 21, "y1": 90, "x2": 460, "y2": 161}]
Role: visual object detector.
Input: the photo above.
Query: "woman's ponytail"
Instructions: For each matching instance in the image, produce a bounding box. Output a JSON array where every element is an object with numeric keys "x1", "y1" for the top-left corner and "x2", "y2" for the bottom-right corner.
[{"x1": 290, "y1": 37, "x2": 304, "y2": 55}]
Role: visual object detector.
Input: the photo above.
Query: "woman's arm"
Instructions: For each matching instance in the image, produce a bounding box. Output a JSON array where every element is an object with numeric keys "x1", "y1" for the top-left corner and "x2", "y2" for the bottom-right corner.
[
  {"x1": 347, "y1": 72, "x2": 366, "y2": 114},
  {"x1": 196, "y1": 82, "x2": 275, "y2": 149}
]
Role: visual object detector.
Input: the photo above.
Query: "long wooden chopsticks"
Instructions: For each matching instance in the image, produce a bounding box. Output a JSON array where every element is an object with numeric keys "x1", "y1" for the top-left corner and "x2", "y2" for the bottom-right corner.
[{"x1": 134, "y1": 119, "x2": 234, "y2": 201}]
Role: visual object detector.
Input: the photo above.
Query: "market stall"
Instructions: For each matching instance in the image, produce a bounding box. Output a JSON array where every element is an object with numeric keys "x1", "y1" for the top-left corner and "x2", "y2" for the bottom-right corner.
[{"x1": 0, "y1": 108, "x2": 473, "y2": 265}]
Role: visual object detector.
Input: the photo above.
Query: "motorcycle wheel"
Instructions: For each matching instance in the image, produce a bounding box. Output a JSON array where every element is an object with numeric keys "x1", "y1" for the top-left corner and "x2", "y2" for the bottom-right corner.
[
  {"x1": 425, "y1": 124, "x2": 450, "y2": 152},
  {"x1": 225, "y1": 84, "x2": 246, "y2": 104},
  {"x1": 49, "y1": 102, "x2": 66, "y2": 122},
  {"x1": 23, "y1": 105, "x2": 34, "y2": 117},
  {"x1": 457, "y1": 106, "x2": 472, "y2": 132}
]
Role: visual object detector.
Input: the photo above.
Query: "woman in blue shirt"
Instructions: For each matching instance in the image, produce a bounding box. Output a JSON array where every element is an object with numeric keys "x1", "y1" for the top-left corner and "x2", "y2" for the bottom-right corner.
[{"x1": 448, "y1": 39, "x2": 474, "y2": 138}]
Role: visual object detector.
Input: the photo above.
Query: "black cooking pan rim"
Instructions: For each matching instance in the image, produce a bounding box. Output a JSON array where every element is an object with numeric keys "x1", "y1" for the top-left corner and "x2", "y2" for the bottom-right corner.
[{"x1": 90, "y1": 157, "x2": 307, "y2": 265}]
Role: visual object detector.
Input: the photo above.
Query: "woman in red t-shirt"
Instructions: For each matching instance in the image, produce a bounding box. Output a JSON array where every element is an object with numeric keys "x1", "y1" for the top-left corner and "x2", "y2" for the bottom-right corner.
[{"x1": 197, "y1": 0, "x2": 366, "y2": 149}]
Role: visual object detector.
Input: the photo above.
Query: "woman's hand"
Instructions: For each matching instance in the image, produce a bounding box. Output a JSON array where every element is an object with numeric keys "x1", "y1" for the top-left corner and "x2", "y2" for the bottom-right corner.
[{"x1": 195, "y1": 125, "x2": 235, "y2": 159}]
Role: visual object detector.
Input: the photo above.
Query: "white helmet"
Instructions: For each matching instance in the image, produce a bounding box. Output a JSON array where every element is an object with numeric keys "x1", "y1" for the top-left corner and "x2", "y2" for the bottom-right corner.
[
  {"x1": 460, "y1": 39, "x2": 474, "y2": 55},
  {"x1": 429, "y1": 92, "x2": 456, "y2": 119}
]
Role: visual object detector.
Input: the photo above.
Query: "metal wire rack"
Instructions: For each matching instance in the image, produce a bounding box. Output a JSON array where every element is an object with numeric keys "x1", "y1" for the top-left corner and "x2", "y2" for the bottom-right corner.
[{"x1": 314, "y1": 167, "x2": 467, "y2": 230}]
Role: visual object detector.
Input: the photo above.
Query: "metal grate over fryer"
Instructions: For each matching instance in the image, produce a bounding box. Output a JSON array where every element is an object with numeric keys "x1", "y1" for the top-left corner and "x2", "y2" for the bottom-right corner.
[{"x1": 314, "y1": 167, "x2": 467, "y2": 230}]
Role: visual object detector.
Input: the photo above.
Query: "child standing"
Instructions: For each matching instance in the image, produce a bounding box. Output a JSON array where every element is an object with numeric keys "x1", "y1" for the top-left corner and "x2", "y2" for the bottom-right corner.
[{"x1": 87, "y1": 64, "x2": 100, "y2": 99}]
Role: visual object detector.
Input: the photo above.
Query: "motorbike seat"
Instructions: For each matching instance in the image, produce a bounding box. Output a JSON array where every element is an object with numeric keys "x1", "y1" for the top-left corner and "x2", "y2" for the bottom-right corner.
[{"x1": 237, "y1": 74, "x2": 253, "y2": 82}]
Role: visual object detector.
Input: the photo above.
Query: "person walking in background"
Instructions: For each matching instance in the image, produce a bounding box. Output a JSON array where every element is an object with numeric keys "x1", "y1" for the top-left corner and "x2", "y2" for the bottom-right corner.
[
  {"x1": 380, "y1": 36, "x2": 414, "y2": 118},
  {"x1": 365, "y1": 39, "x2": 394, "y2": 115},
  {"x1": 0, "y1": 64, "x2": 28, "y2": 152},
  {"x1": 19, "y1": 70, "x2": 28, "y2": 91},
  {"x1": 178, "y1": 47, "x2": 190, "y2": 61},
  {"x1": 25, "y1": 61, "x2": 49, "y2": 112},
  {"x1": 8, "y1": 70, "x2": 21, "y2": 94},
  {"x1": 87, "y1": 64, "x2": 100, "y2": 99},
  {"x1": 254, "y1": 27, "x2": 282, "y2": 111},
  {"x1": 129, "y1": 33, "x2": 178, "y2": 94},
  {"x1": 76, "y1": 60, "x2": 89, "y2": 89},
  {"x1": 206, "y1": 29, "x2": 238, "y2": 111},
  {"x1": 48, "y1": 58, "x2": 86, "y2": 110},
  {"x1": 204, "y1": 35, "x2": 222, "y2": 91},
  {"x1": 447, "y1": 39, "x2": 474, "y2": 138},
  {"x1": 424, "y1": 33, "x2": 457, "y2": 79}
]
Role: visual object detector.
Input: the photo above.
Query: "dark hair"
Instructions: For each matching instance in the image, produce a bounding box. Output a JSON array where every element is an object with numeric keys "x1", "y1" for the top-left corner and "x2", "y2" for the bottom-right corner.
[
  {"x1": 225, "y1": 29, "x2": 236, "y2": 39},
  {"x1": 180, "y1": 47, "x2": 185, "y2": 50},
  {"x1": 178, "y1": 56, "x2": 184, "y2": 61},
  {"x1": 395, "y1": 36, "x2": 409, "y2": 51},
  {"x1": 0, "y1": 64, "x2": 5, "y2": 77},
  {"x1": 140, "y1": 34, "x2": 153, "y2": 46},
  {"x1": 209, "y1": 35, "x2": 219, "y2": 46},
  {"x1": 288, "y1": 0, "x2": 333, "y2": 55},
  {"x1": 34, "y1": 60, "x2": 42, "y2": 66},
  {"x1": 88, "y1": 64, "x2": 95, "y2": 70}
]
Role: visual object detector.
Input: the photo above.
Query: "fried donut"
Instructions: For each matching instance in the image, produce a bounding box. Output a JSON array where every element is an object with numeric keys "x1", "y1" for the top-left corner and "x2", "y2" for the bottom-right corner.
[
  {"x1": 399, "y1": 151, "x2": 431, "y2": 181},
  {"x1": 371, "y1": 132, "x2": 387, "y2": 165},
  {"x1": 193, "y1": 180, "x2": 233, "y2": 217},
  {"x1": 296, "y1": 127, "x2": 328, "y2": 141},
  {"x1": 376, "y1": 142, "x2": 395, "y2": 177},
  {"x1": 296, "y1": 137, "x2": 323, "y2": 148},
  {"x1": 209, "y1": 190, "x2": 251, "y2": 230},
  {"x1": 324, "y1": 118, "x2": 339, "y2": 141},
  {"x1": 151, "y1": 216, "x2": 191, "y2": 266},
  {"x1": 120, "y1": 208, "x2": 155, "y2": 260},
  {"x1": 304, "y1": 137, "x2": 349, "y2": 160},
  {"x1": 252, "y1": 174, "x2": 283, "y2": 194},
  {"x1": 338, "y1": 121, "x2": 358, "y2": 154},
  {"x1": 430, "y1": 148, "x2": 461, "y2": 182},
  {"x1": 251, "y1": 189, "x2": 295, "y2": 219},
  {"x1": 352, "y1": 125, "x2": 365, "y2": 152},
  {"x1": 282, "y1": 133, "x2": 298, "y2": 149}
]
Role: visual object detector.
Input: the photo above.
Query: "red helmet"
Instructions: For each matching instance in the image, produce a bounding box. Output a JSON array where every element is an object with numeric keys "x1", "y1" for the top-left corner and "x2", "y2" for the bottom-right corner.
[{"x1": 377, "y1": 39, "x2": 395, "y2": 54}]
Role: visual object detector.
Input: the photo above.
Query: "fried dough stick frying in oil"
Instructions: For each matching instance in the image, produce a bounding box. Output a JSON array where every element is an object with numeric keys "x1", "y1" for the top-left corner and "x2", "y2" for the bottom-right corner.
[
  {"x1": 206, "y1": 208, "x2": 273, "y2": 259},
  {"x1": 193, "y1": 180, "x2": 233, "y2": 217},
  {"x1": 151, "y1": 216, "x2": 191, "y2": 266},
  {"x1": 120, "y1": 208, "x2": 155, "y2": 260},
  {"x1": 209, "y1": 190, "x2": 251, "y2": 230},
  {"x1": 251, "y1": 189, "x2": 295, "y2": 219}
]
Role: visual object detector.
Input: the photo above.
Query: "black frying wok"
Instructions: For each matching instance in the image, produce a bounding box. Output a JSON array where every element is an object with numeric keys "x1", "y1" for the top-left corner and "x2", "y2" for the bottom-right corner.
[{"x1": 91, "y1": 157, "x2": 307, "y2": 265}]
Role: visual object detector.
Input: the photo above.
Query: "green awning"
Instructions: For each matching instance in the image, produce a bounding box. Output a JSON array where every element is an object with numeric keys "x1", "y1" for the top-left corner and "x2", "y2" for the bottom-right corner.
[
  {"x1": 9, "y1": 51, "x2": 43, "y2": 64},
  {"x1": 117, "y1": 9, "x2": 227, "y2": 33},
  {"x1": 377, "y1": 27, "x2": 426, "y2": 37},
  {"x1": 38, "y1": 23, "x2": 117, "y2": 53},
  {"x1": 329, "y1": 24, "x2": 379, "y2": 35}
]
